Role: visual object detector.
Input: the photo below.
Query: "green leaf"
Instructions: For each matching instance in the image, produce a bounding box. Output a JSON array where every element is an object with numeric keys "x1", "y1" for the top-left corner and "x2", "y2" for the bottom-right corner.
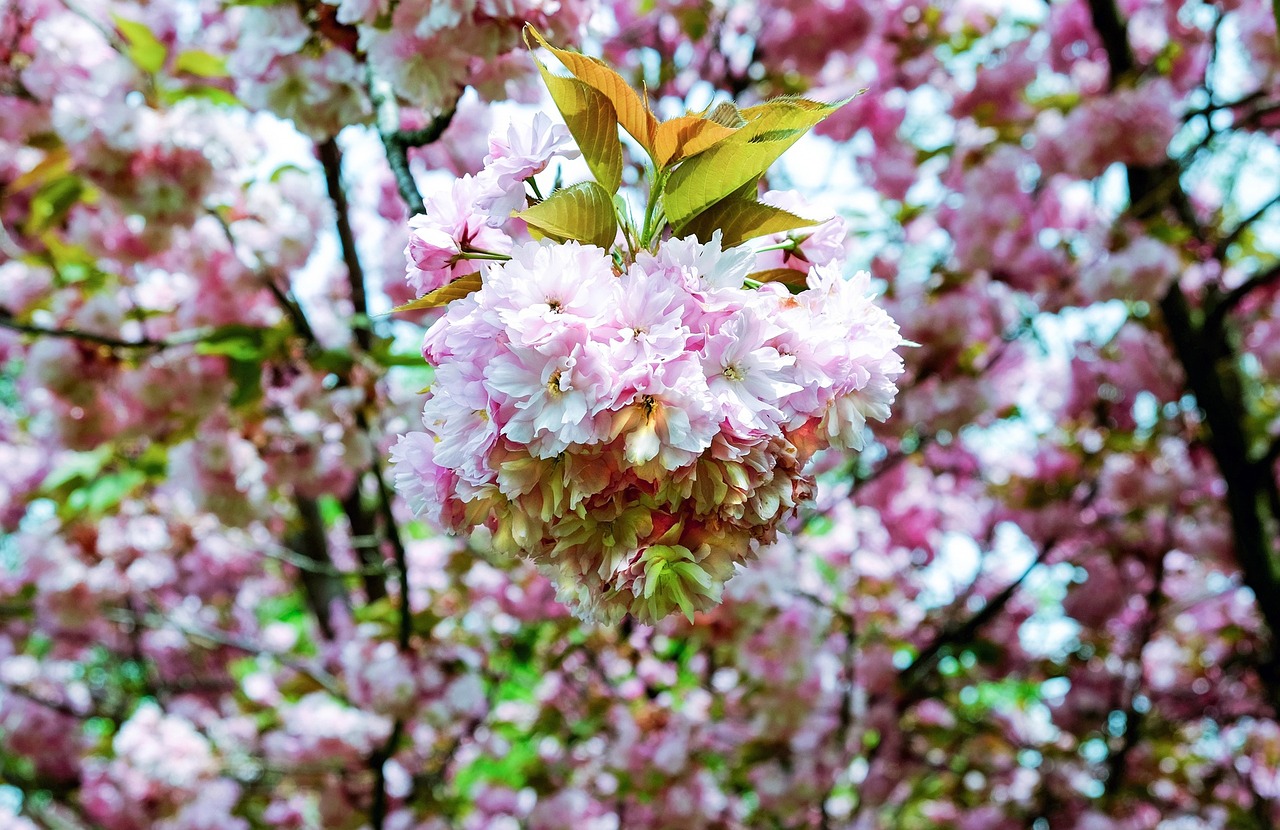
[
  {"x1": 113, "y1": 15, "x2": 167, "y2": 74},
  {"x1": 227, "y1": 358, "x2": 264, "y2": 408},
  {"x1": 159, "y1": 84, "x2": 241, "y2": 107},
  {"x1": 392, "y1": 272, "x2": 483, "y2": 313},
  {"x1": 369, "y1": 343, "x2": 427, "y2": 367},
  {"x1": 515, "y1": 181, "x2": 618, "y2": 249},
  {"x1": 750, "y1": 267, "x2": 809, "y2": 289},
  {"x1": 173, "y1": 49, "x2": 228, "y2": 78},
  {"x1": 269, "y1": 163, "x2": 308, "y2": 182},
  {"x1": 663, "y1": 96, "x2": 848, "y2": 228},
  {"x1": 25, "y1": 175, "x2": 86, "y2": 234},
  {"x1": 8, "y1": 148, "x2": 70, "y2": 193},
  {"x1": 677, "y1": 196, "x2": 820, "y2": 247},
  {"x1": 59, "y1": 466, "x2": 146, "y2": 518},
  {"x1": 454, "y1": 735, "x2": 539, "y2": 793},
  {"x1": 311, "y1": 348, "x2": 356, "y2": 375},
  {"x1": 83, "y1": 470, "x2": 146, "y2": 515},
  {"x1": 194, "y1": 324, "x2": 275, "y2": 360},
  {"x1": 318, "y1": 495, "x2": 344, "y2": 525},
  {"x1": 41, "y1": 446, "x2": 112, "y2": 492},
  {"x1": 525, "y1": 25, "x2": 657, "y2": 152},
  {"x1": 534, "y1": 67, "x2": 623, "y2": 194}
]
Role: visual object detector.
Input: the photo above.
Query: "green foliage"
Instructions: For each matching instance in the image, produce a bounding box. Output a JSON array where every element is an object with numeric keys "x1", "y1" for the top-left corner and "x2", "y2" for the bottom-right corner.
[
  {"x1": 159, "y1": 84, "x2": 241, "y2": 107},
  {"x1": 25, "y1": 175, "x2": 87, "y2": 235},
  {"x1": 534, "y1": 68, "x2": 623, "y2": 193},
  {"x1": 526, "y1": 29, "x2": 848, "y2": 260},
  {"x1": 677, "y1": 196, "x2": 819, "y2": 246},
  {"x1": 516, "y1": 181, "x2": 619, "y2": 249},
  {"x1": 113, "y1": 15, "x2": 167, "y2": 74},
  {"x1": 663, "y1": 96, "x2": 848, "y2": 229},
  {"x1": 194, "y1": 324, "x2": 289, "y2": 408},
  {"x1": 652, "y1": 113, "x2": 736, "y2": 168},
  {"x1": 749, "y1": 267, "x2": 810, "y2": 289},
  {"x1": 173, "y1": 49, "x2": 229, "y2": 78},
  {"x1": 40, "y1": 446, "x2": 149, "y2": 520},
  {"x1": 525, "y1": 26, "x2": 657, "y2": 153}
]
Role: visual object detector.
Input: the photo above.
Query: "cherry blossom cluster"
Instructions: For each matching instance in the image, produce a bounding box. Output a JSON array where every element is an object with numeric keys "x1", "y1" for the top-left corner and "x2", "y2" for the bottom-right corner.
[{"x1": 392, "y1": 117, "x2": 904, "y2": 623}]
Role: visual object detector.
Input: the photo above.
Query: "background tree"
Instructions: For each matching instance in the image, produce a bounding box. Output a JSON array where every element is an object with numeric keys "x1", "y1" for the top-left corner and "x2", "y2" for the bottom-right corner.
[{"x1": 2, "y1": 0, "x2": 1280, "y2": 828}]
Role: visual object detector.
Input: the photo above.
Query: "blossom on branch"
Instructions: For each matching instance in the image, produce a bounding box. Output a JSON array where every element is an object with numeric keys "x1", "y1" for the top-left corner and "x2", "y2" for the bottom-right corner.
[{"x1": 391, "y1": 38, "x2": 905, "y2": 620}]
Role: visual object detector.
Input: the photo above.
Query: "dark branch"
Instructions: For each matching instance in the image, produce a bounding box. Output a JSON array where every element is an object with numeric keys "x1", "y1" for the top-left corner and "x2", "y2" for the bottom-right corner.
[
  {"x1": 1162, "y1": 283, "x2": 1280, "y2": 711},
  {"x1": 371, "y1": 454, "x2": 412, "y2": 651},
  {"x1": 0, "y1": 312, "x2": 207, "y2": 351},
  {"x1": 1261, "y1": 434, "x2": 1280, "y2": 472},
  {"x1": 376, "y1": 95, "x2": 459, "y2": 217},
  {"x1": 1215, "y1": 192, "x2": 1280, "y2": 259},
  {"x1": 1088, "y1": 0, "x2": 1280, "y2": 713},
  {"x1": 318, "y1": 128, "x2": 426, "y2": 829},
  {"x1": 1085, "y1": 0, "x2": 1135, "y2": 84},
  {"x1": 898, "y1": 537, "x2": 1056, "y2": 699},
  {"x1": 318, "y1": 137, "x2": 374, "y2": 353},
  {"x1": 1205, "y1": 260, "x2": 1280, "y2": 332},
  {"x1": 395, "y1": 107, "x2": 459, "y2": 148},
  {"x1": 289, "y1": 495, "x2": 353, "y2": 640},
  {"x1": 1105, "y1": 550, "x2": 1168, "y2": 799},
  {"x1": 207, "y1": 207, "x2": 319, "y2": 345},
  {"x1": 368, "y1": 720, "x2": 404, "y2": 830},
  {"x1": 103, "y1": 606, "x2": 347, "y2": 698}
]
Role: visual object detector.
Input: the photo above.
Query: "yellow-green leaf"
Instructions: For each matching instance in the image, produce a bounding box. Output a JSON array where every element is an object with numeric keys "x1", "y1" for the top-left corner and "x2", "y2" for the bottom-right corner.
[
  {"x1": 165, "y1": 85, "x2": 242, "y2": 107},
  {"x1": 113, "y1": 15, "x2": 167, "y2": 74},
  {"x1": 174, "y1": 49, "x2": 229, "y2": 78},
  {"x1": 515, "y1": 181, "x2": 618, "y2": 249},
  {"x1": 736, "y1": 94, "x2": 863, "y2": 124},
  {"x1": 663, "y1": 96, "x2": 848, "y2": 228},
  {"x1": 525, "y1": 25, "x2": 657, "y2": 152},
  {"x1": 25, "y1": 175, "x2": 86, "y2": 235},
  {"x1": 393, "y1": 273, "x2": 483, "y2": 313},
  {"x1": 750, "y1": 267, "x2": 809, "y2": 288},
  {"x1": 653, "y1": 114, "x2": 737, "y2": 168},
  {"x1": 534, "y1": 63, "x2": 623, "y2": 194},
  {"x1": 677, "y1": 197, "x2": 820, "y2": 247}
]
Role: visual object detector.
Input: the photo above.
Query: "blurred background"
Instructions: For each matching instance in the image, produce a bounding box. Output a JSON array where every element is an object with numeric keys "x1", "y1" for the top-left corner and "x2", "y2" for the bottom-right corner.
[{"x1": 2, "y1": 0, "x2": 1280, "y2": 827}]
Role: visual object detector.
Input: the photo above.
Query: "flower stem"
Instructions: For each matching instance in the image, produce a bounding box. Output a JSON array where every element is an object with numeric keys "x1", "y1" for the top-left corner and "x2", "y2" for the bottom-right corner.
[
  {"x1": 753, "y1": 238, "x2": 799, "y2": 254},
  {"x1": 458, "y1": 249, "x2": 512, "y2": 262},
  {"x1": 639, "y1": 169, "x2": 668, "y2": 249}
]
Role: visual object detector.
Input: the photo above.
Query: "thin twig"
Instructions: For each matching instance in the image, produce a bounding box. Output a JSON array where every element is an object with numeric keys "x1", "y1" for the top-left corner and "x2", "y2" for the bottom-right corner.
[
  {"x1": 0, "y1": 312, "x2": 213, "y2": 351},
  {"x1": 1104, "y1": 547, "x2": 1169, "y2": 800},
  {"x1": 207, "y1": 208, "x2": 318, "y2": 344},
  {"x1": 318, "y1": 138, "x2": 374, "y2": 352}
]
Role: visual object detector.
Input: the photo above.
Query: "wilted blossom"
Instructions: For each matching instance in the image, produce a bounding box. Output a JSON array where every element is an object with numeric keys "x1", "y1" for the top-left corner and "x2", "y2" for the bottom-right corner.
[{"x1": 392, "y1": 114, "x2": 905, "y2": 622}]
